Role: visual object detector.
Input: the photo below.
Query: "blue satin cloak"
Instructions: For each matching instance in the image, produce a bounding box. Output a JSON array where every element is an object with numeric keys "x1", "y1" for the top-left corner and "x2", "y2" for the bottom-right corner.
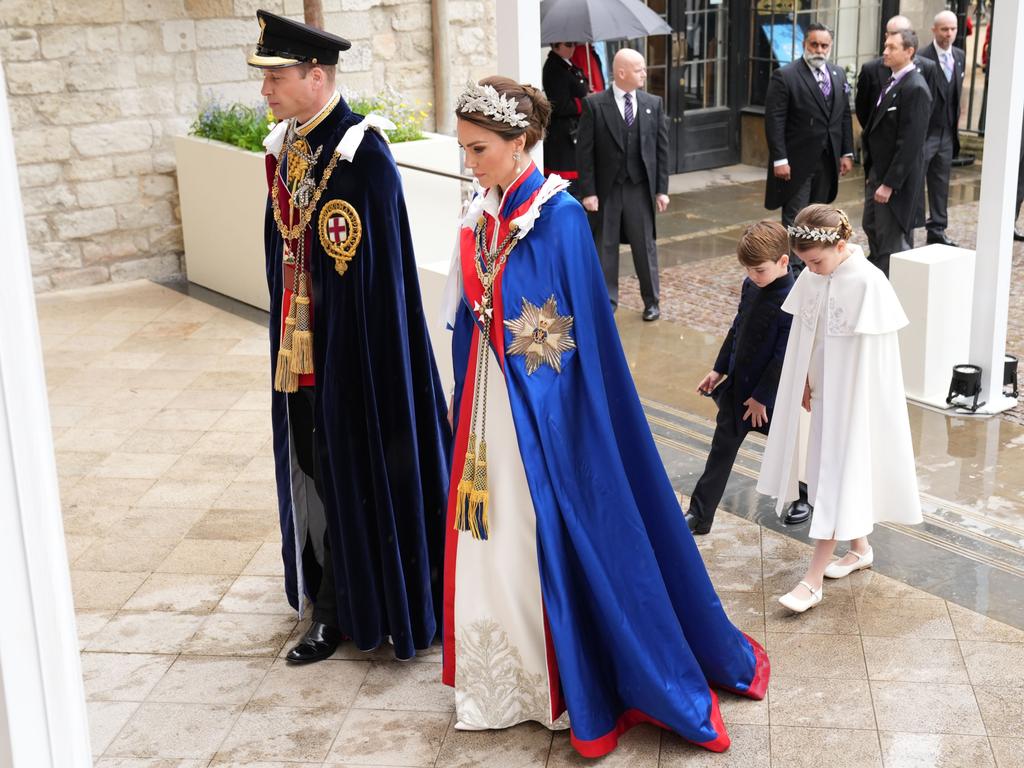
[
  {"x1": 266, "y1": 98, "x2": 451, "y2": 659},
  {"x1": 450, "y1": 168, "x2": 765, "y2": 751}
]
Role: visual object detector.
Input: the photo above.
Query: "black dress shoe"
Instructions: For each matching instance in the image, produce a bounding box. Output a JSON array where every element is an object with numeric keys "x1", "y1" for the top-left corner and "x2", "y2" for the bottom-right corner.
[
  {"x1": 783, "y1": 500, "x2": 812, "y2": 525},
  {"x1": 642, "y1": 305, "x2": 660, "y2": 322},
  {"x1": 925, "y1": 232, "x2": 959, "y2": 247},
  {"x1": 286, "y1": 621, "x2": 341, "y2": 664},
  {"x1": 685, "y1": 512, "x2": 713, "y2": 535},
  {"x1": 1014, "y1": 228, "x2": 1024, "y2": 242}
]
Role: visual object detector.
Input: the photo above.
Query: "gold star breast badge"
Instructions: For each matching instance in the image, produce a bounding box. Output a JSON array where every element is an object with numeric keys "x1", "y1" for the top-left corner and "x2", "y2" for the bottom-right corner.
[{"x1": 505, "y1": 295, "x2": 576, "y2": 375}]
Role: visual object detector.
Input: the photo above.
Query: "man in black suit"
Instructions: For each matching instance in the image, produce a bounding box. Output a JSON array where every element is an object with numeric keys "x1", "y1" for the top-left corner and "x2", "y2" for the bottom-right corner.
[
  {"x1": 916, "y1": 10, "x2": 966, "y2": 247},
  {"x1": 577, "y1": 48, "x2": 670, "y2": 321},
  {"x1": 763, "y1": 22, "x2": 854, "y2": 262},
  {"x1": 855, "y1": 16, "x2": 939, "y2": 131},
  {"x1": 861, "y1": 28, "x2": 932, "y2": 276}
]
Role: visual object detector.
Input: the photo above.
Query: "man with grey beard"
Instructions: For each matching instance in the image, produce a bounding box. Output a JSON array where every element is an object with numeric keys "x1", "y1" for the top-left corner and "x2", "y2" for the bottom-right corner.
[{"x1": 763, "y1": 22, "x2": 854, "y2": 271}]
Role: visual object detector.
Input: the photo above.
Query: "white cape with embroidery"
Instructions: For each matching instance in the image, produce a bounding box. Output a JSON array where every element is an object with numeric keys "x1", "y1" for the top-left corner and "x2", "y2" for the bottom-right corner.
[{"x1": 756, "y1": 245, "x2": 922, "y2": 541}]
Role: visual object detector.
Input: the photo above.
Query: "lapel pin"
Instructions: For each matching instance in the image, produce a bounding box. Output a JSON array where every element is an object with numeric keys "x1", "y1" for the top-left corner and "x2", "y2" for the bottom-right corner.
[{"x1": 645, "y1": 107, "x2": 651, "y2": 114}]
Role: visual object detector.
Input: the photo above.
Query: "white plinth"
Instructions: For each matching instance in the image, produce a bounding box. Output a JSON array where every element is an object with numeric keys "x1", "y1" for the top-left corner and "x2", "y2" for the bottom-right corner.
[{"x1": 890, "y1": 244, "x2": 976, "y2": 409}]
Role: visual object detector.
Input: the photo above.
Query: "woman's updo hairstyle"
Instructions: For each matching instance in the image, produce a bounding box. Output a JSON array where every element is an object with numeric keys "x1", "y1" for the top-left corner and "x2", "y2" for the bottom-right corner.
[
  {"x1": 789, "y1": 204, "x2": 854, "y2": 252},
  {"x1": 455, "y1": 76, "x2": 552, "y2": 150}
]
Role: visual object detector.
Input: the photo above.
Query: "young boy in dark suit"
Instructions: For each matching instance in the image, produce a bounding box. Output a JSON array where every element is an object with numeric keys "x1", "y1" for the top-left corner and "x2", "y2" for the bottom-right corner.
[{"x1": 685, "y1": 221, "x2": 795, "y2": 535}]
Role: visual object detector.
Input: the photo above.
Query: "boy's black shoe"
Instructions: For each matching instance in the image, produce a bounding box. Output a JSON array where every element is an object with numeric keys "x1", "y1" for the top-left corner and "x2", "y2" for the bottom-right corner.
[
  {"x1": 685, "y1": 512, "x2": 713, "y2": 535},
  {"x1": 642, "y1": 304, "x2": 660, "y2": 321},
  {"x1": 783, "y1": 500, "x2": 812, "y2": 525}
]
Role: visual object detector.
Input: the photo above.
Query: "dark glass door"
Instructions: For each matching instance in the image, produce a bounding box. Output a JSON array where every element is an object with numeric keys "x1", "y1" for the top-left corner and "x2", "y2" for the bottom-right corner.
[{"x1": 669, "y1": 0, "x2": 738, "y2": 172}]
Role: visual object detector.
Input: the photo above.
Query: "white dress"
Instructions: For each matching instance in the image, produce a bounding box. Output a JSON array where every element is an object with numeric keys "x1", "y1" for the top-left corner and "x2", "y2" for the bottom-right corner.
[
  {"x1": 757, "y1": 246, "x2": 923, "y2": 541},
  {"x1": 443, "y1": 175, "x2": 570, "y2": 732}
]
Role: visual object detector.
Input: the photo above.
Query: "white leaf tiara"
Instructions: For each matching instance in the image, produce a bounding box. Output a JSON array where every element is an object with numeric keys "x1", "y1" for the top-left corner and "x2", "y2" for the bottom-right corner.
[
  {"x1": 787, "y1": 224, "x2": 842, "y2": 243},
  {"x1": 456, "y1": 83, "x2": 530, "y2": 129}
]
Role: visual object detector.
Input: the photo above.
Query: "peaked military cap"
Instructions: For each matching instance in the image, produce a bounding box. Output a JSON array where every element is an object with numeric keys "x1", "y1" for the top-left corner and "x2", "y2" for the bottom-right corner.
[{"x1": 248, "y1": 9, "x2": 351, "y2": 69}]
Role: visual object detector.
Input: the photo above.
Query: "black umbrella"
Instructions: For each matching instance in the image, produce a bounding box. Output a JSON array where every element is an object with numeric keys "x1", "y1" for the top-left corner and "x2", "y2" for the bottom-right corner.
[{"x1": 540, "y1": 0, "x2": 673, "y2": 46}]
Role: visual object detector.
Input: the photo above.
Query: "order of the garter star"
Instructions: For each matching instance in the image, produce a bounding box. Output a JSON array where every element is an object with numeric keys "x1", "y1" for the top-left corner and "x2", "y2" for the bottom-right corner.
[{"x1": 505, "y1": 296, "x2": 576, "y2": 375}]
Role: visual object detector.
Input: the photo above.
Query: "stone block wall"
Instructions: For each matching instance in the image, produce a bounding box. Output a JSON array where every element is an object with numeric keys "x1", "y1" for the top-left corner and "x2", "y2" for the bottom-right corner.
[{"x1": 1, "y1": 0, "x2": 496, "y2": 292}]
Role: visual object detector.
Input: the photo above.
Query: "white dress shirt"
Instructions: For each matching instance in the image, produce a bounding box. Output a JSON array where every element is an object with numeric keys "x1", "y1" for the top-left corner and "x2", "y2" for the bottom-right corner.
[
  {"x1": 933, "y1": 41, "x2": 955, "y2": 79},
  {"x1": 611, "y1": 83, "x2": 636, "y2": 123}
]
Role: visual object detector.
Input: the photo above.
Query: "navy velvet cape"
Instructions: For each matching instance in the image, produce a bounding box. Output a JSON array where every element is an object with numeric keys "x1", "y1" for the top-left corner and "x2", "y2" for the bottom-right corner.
[
  {"x1": 444, "y1": 168, "x2": 768, "y2": 756},
  {"x1": 265, "y1": 98, "x2": 451, "y2": 659}
]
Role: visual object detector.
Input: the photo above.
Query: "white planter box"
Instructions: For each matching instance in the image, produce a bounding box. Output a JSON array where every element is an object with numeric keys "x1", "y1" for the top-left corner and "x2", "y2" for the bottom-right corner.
[
  {"x1": 174, "y1": 130, "x2": 463, "y2": 391},
  {"x1": 174, "y1": 135, "x2": 270, "y2": 311},
  {"x1": 174, "y1": 131, "x2": 464, "y2": 311}
]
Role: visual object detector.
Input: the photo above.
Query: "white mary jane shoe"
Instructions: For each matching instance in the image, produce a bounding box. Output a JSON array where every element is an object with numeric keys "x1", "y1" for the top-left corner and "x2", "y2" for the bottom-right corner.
[
  {"x1": 779, "y1": 581, "x2": 823, "y2": 613},
  {"x1": 824, "y1": 547, "x2": 873, "y2": 579}
]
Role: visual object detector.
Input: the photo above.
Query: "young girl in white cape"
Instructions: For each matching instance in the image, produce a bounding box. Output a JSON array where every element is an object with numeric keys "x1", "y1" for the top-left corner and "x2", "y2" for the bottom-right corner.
[{"x1": 757, "y1": 204, "x2": 922, "y2": 612}]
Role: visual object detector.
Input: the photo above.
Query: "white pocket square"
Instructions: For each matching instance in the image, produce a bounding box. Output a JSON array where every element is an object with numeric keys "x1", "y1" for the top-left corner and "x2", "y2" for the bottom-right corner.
[{"x1": 887, "y1": 106, "x2": 897, "y2": 112}]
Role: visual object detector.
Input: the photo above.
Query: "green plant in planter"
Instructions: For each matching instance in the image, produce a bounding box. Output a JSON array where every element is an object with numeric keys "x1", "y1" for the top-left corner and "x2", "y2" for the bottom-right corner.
[
  {"x1": 189, "y1": 86, "x2": 428, "y2": 152},
  {"x1": 343, "y1": 85, "x2": 428, "y2": 143},
  {"x1": 189, "y1": 101, "x2": 274, "y2": 153}
]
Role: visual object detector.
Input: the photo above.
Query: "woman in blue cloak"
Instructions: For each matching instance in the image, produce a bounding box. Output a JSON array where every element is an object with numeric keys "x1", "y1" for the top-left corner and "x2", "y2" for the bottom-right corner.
[{"x1": 439, "y1": 77, "x2": 769, "y2": 758}]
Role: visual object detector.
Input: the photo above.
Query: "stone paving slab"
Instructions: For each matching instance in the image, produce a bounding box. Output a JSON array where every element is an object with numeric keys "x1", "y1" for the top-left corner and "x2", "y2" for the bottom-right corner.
[{"x1": 34, "y1": 280, "x2": 1024, "y2": 766}]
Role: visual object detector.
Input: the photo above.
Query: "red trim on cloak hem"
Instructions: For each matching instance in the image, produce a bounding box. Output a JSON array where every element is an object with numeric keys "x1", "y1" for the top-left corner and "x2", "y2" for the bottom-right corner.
[
  {"x1": 544, "y1": 169, "x2": 579, "y2": 180},
  {"x1": 441, "y1": 323, "x2": 480, "y2": 687},
  {"x1": 541, "y1": 603, "x2": 565, "y2": 722},
  {"x1": 710, "y1": 634, "x2": 771, "y2": 701},
  {"x1": 569, "y1": 690, "x2": 730, "y2": 758}
]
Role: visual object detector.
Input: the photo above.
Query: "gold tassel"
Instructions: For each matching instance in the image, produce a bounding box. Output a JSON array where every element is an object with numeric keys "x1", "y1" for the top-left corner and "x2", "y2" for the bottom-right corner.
[
  {"x1": 274, "y1": 304, "x2": 299, "y2": 393},
  {"x1": 289, "y1": 273, "x2": 314, "y2": 374},
  {"x1": 468, "y1": 439, "x2": 489, "y2": 540},
  {"x1": 454, "y1": 433, "x2": 476, "y2": 532},
  {"x1": 274, "y1": 348, "x2": 299, "y2": 392}
]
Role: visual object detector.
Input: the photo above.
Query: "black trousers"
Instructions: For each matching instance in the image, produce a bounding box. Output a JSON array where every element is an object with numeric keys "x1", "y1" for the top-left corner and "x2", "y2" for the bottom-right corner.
[
  {"x1": 597, "y1": 180, "x2": 659, "y2": 309},
  {"x1": 687, "y1": 393, "x2": 751, "y2": 525},
  {"x1": 919, "y1": 128, "x2": 953, "y2": 235},
  {"x1": 862, "y1": 179, "x2": 910, "y2": 278},
  {"x1": 288, "y1": 387, "x2": 338, "y2": 629},
  {"x1": 781, "y1": 150, "x2": 838, "y2": 273}
]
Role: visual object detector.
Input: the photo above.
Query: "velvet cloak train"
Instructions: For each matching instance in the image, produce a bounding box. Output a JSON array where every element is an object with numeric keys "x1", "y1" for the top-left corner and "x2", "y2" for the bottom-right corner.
[
  {"x1": 264, "y1": 96, "x2": 451, "y2": 658},
  {"x1": 442, "y1": 166, "x2": 768, "y2": 757}
]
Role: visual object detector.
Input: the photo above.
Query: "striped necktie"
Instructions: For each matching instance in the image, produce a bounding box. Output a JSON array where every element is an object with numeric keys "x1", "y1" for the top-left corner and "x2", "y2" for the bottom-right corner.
[
  {"x1": 623, "y1": 92, "x2": 634, "y2": 127},
  {"x1": 817, "y1": 67, "x2": 832, "y2": 98}
]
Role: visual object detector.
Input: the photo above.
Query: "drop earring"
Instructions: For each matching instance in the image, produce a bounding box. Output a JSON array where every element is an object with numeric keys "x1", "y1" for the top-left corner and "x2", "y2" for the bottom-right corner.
[{"x1": 512, "y1": 150, "x2": 521, "y2": 174}]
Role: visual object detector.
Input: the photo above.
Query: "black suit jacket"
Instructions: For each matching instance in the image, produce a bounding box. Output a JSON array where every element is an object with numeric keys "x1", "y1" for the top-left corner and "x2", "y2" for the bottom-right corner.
[
  {"x1": 542, "y1": 51, "x2": 589, "y2": 174},
  {"x1": 855, "y1": 55, "x2": 939, "y2": 131},
  {"x1": 862, "y1": 67, "x2": 932, "y2": 230},
  {"x1": 711, "y1": 271, "x2": 794, "y2": 435},
  {"x1": 763, "y1": 58, "x2": 854, "y2": 211},
  {"x1": 576, "y1": 88, "x2": 669, "y2": 214},
  {"x1": 918, "y1": 43, "x2": 965, "y2": 154}
]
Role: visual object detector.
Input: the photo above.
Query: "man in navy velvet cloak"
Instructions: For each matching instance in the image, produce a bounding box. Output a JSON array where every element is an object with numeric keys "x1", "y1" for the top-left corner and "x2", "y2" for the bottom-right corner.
[{"x1": 248, "y1": 10, "x2": 450, "y2": 663}]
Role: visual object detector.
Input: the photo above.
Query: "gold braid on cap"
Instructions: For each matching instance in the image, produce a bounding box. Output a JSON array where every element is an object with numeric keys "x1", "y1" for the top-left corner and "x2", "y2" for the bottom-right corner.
[{"x1": 455, "y1": 83, "x2": 530, "y2": 129}]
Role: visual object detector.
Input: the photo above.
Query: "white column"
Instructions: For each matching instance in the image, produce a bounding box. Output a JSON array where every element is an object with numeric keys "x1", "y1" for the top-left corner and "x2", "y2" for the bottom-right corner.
[
  {"x1": 968, "y1": 5, "x2": 1024, "y2": 414},
  {"x1": 496, "y1": 0, "x2": 544, "y2": 169},
  {"x1": 0, "y1": 64, "x2": 92, "y2": 767}
]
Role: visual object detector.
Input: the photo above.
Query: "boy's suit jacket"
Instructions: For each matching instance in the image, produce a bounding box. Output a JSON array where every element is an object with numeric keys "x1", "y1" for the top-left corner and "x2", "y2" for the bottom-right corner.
[{"x1": 712, "y1": 271, "x2": 795, "y2": 435}]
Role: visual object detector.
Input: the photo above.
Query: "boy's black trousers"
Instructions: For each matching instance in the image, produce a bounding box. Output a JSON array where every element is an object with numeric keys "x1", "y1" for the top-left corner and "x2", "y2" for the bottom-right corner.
[{"x1": 688, "y1": 390, "x2": 751, "y2": 525}]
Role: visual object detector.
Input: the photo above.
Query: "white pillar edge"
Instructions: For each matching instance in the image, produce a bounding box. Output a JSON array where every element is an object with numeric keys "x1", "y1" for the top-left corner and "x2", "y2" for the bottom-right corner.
[
  {"x1": 0, "y1": 62, "x2": 92, "y2": 767},
  {"x1": 496, "y1": 0, "x2": 544, "y2": 170},
  {"x1": 967, "y1": 3, "x2": 1024, "y2": 414}
]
